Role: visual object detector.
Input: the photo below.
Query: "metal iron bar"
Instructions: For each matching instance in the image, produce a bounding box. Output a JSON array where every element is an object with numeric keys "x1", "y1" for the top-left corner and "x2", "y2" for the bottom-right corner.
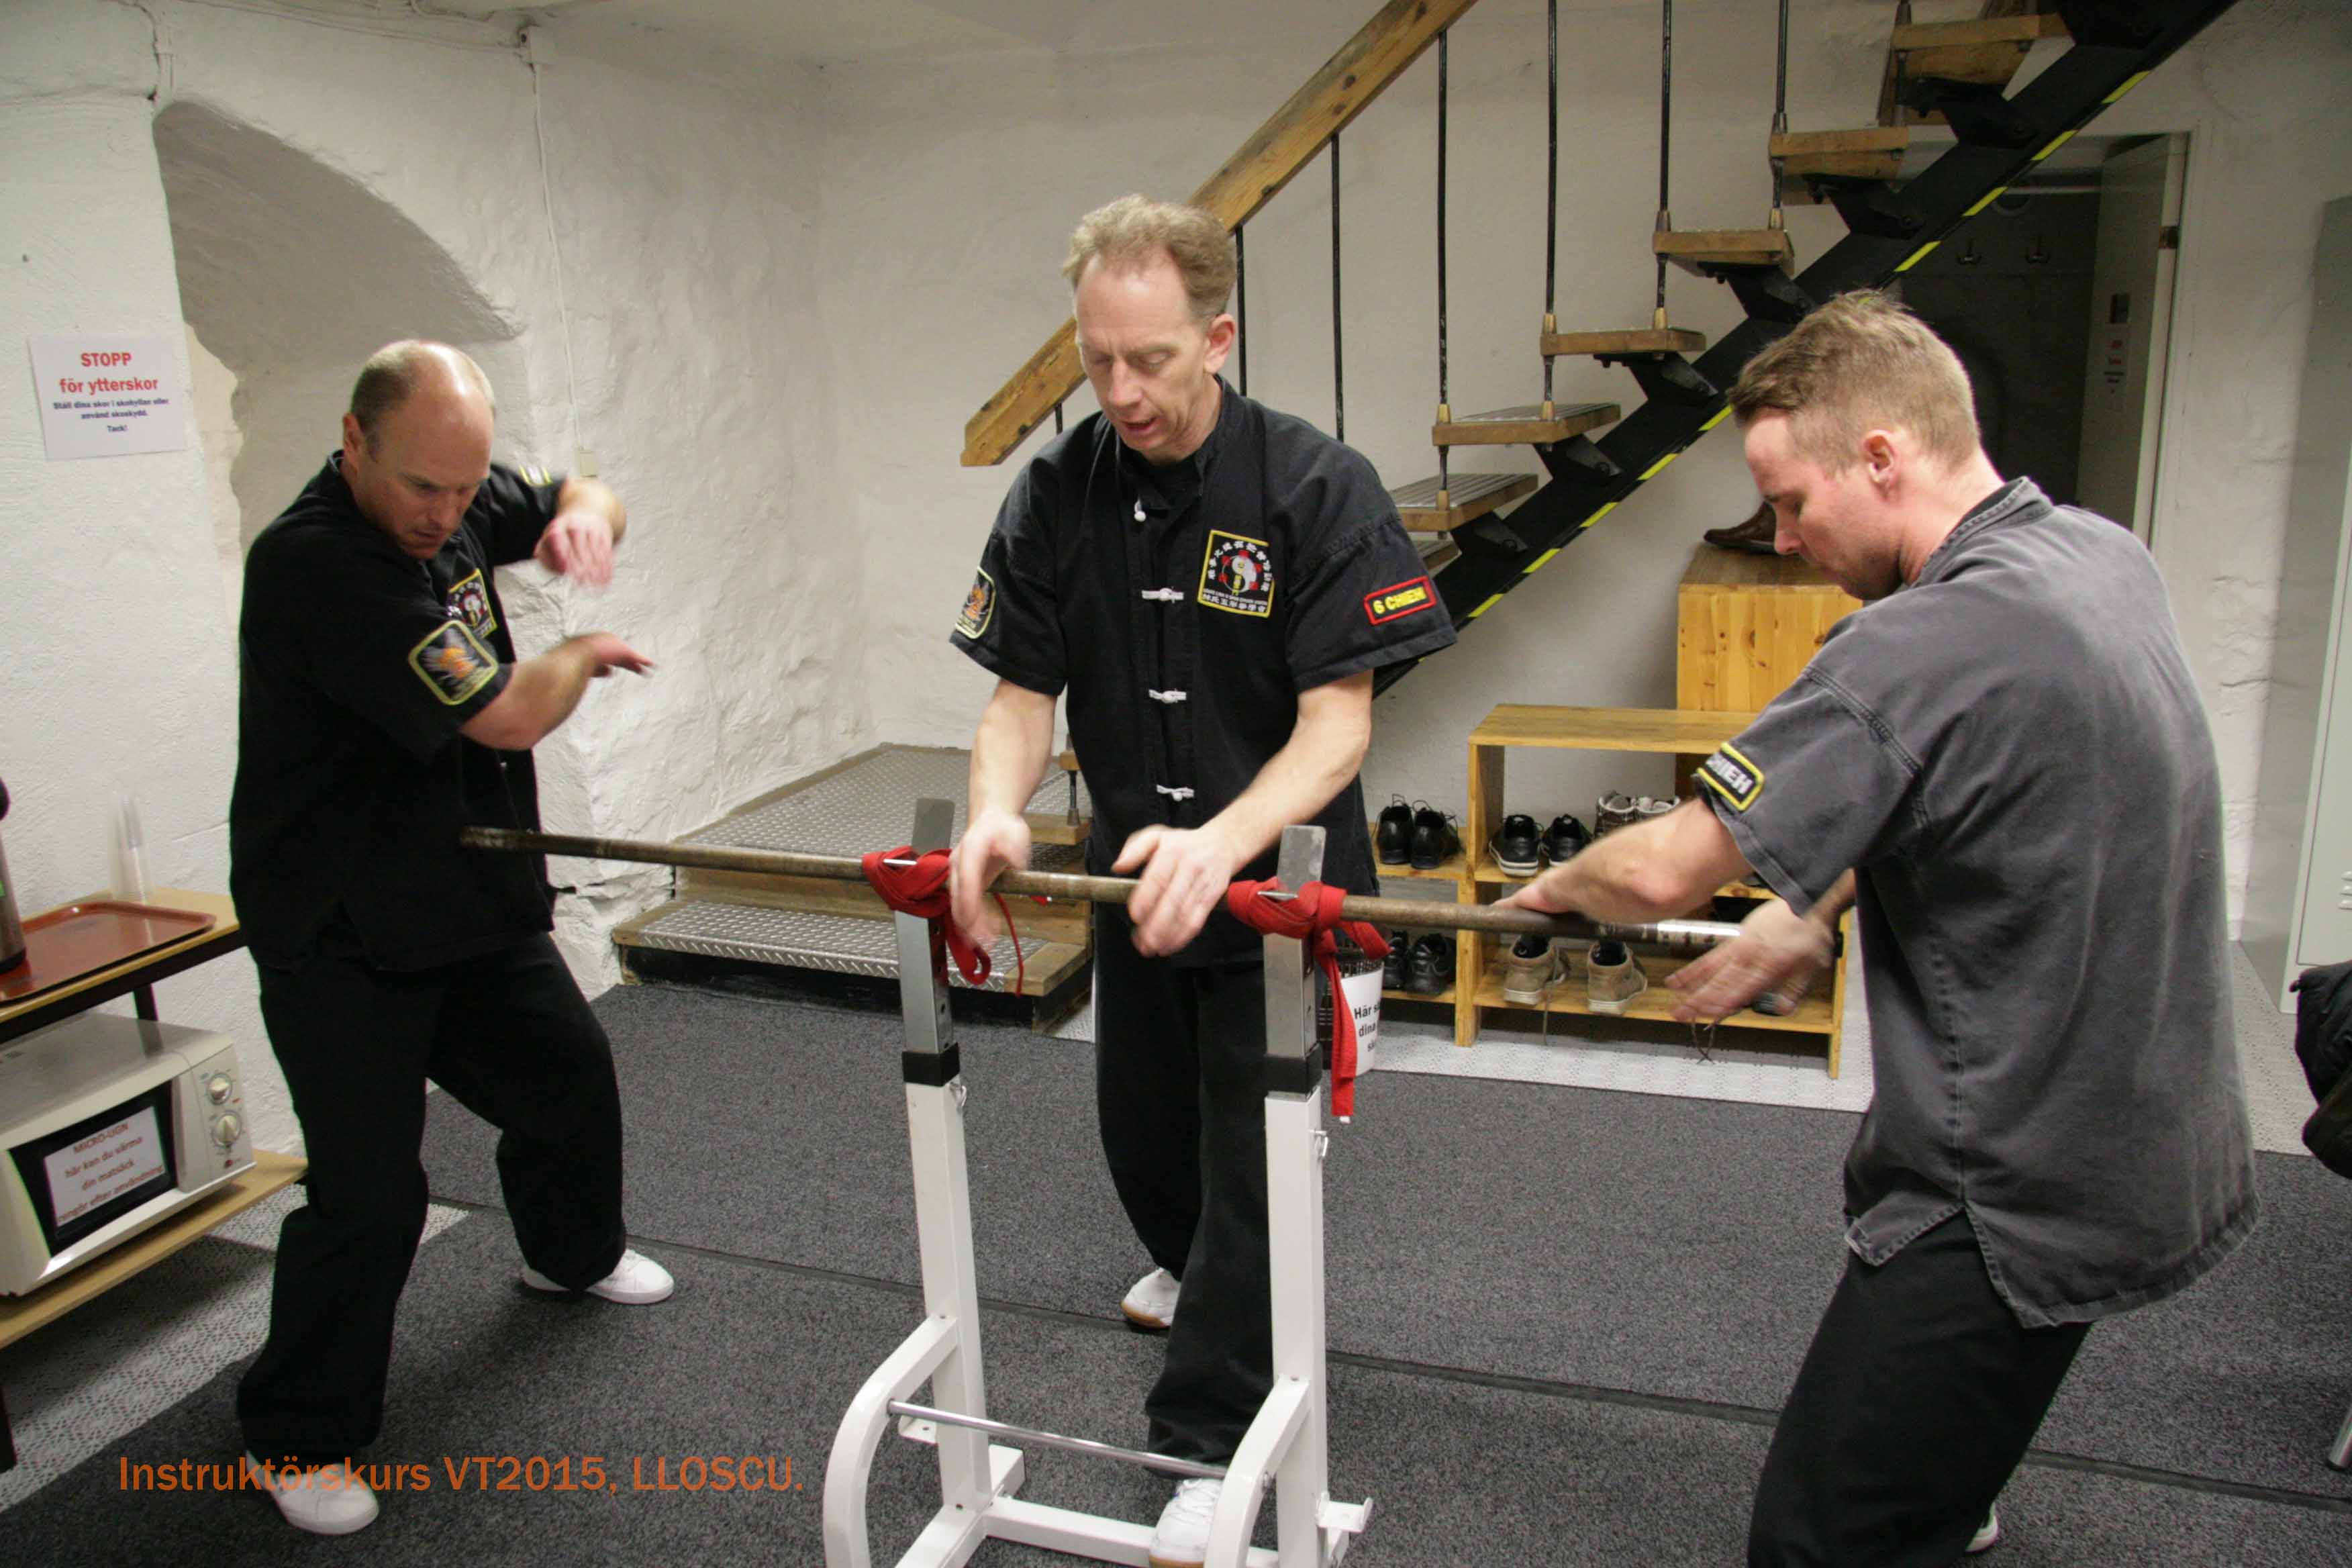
[
  {"x1": 1655, "y1": 0, "x2": 1673, "y2": 320},
  {"x1": 459, "y1": 826, "x2": 1745, "y2": 950},
  {"x1": 889, "y1": 1401, "x2": 1226, "y2": 1482},
  {"x1": 1771, "y1": 0, "x2": 1791, "y2": 213},
  {"x1": 1235, "y1": 222, "x2": 1248, "y2": 397},
  {"x1": 1330, "y1": 134, "x2": 1344, "y2": 443},
  {"x1": 1773, "y1": 0, "x2": 1790, "y2": 134},
  {"x1": 1438, "y1": 26, "x2": 1451, "y2": 502},
  {"x1": 1544, "y1": 0, "x2": 1559, "y2": 409},
  {"x1": 1436, "y1": 28, "x2": 1449, "y2": 410}
]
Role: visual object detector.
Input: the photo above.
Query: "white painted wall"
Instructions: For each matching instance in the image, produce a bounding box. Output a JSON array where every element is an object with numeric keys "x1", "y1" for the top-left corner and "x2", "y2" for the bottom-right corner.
[
  {"x1": 1, "y1": 0, "x2": 863, "y2": 1151},
  {"x1": 1, "y1": 4, "x2": 250, "y2": 1108},
  {"x1": 1, "y1": 0, "x2": 2344, "y2": 1165},
  {"x1": 2071, "y1": 0, "x2": 2352, "y2": 912},
  {"x1": 816, "y1": 0, "x2": 2352, "y2": 930}
]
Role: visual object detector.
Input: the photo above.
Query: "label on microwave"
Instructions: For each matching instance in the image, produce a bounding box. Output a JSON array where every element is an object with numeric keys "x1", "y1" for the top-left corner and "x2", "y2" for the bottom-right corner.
[{"x1": 46, "y1": 1106, "x2": 166, "y2": 1226}]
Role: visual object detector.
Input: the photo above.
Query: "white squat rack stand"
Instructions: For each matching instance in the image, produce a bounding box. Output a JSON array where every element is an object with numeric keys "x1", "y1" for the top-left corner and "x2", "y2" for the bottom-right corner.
[{"x1": 823, "y1": 807, "x2": 1371, "y2": 1567}]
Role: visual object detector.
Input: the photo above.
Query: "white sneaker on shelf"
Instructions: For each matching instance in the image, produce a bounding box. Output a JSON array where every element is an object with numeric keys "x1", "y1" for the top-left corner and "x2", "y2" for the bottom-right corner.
[
  {"x1": 1121, "y1": 1266, "x2": 1180, "y2": 1330},
  {"x1": 1148, "y1": 1476, "x2": 1222, "y2": 1568},
  {"x1": 522, "y1": 1247, "x2": 675, "y2": 1304},
  {"x1": 1967, "y1": 1504, "x2": 2002, "y2": 1553},
  {"x1": 244, "y1": 1451, "x2": 379, "y2": 1535}
]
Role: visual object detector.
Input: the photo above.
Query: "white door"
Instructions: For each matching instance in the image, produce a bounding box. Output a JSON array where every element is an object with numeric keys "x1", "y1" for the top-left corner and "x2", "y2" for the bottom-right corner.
[{"x1": 2075, "y1": 135, "x2": 2187, "y2": 543}]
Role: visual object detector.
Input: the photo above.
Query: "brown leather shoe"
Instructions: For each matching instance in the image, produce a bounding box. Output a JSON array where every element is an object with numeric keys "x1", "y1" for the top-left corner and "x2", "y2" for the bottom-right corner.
[{"x1": 1703, "y1": 499, "x2": 1778, "y2": 554}]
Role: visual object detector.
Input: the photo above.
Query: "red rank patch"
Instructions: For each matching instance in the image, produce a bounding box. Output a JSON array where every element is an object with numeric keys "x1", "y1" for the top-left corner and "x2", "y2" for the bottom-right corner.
[{"x1": 1363, "y1": 576, "x2": 1436, "y2": 625}]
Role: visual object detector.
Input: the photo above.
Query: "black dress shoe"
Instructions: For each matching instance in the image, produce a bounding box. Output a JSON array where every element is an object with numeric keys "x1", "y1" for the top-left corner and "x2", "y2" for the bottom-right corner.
[
  {"x1": 1407, "y1": 932, "x2": 1456, "y2": 995},
  {"x1": 1377, "y1": 796, "x2": 1416, "y2": 865},
  {"x1": 1409, "y1": 805, "x2": 1460, "y2": 871},
  {"x1": 1492, "y1": 814, "x2": 1541, "y2": 877},
  {"x1": 1382, "y1": 931, "x2": 1409, "y2": 991},
  {"x1": 1541, "y1": 813, "x2": 1591, "y2": 865}
]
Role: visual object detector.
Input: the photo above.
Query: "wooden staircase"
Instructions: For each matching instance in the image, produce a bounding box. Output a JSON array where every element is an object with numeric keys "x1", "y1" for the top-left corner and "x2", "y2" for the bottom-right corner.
[{"x1": 959, "y1": 0, "x2": 2243, "y2": 697}]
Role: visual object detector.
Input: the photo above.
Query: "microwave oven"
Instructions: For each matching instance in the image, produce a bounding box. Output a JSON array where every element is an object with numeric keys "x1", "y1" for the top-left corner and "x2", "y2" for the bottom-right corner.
[{"x1": 0, "y1": 1012, "x2": 256, "y2": 1295}]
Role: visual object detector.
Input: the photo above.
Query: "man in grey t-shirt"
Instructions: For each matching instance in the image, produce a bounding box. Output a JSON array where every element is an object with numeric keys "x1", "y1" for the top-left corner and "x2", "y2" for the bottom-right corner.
[{"x1": 1504, "y1": 292, "x2": 2256, "y2": 1565}]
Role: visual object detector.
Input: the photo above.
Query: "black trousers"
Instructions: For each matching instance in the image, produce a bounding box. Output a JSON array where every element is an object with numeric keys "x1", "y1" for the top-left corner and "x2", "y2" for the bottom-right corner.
[
  {"x1": 1749, "y1": 1212, "x2": 2091, "y2": 1567},
  {"x1": 237, "y1": 931, "x2": 626, "y2": 1462},
  {"x1": 1092, "y1": 906, "x2": 1271, "y2": 1465}
]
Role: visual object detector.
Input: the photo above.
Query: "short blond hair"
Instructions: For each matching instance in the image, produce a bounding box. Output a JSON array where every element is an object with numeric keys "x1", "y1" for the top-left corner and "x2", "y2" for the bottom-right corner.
[
  {"x1": 1728, "y1": 291, "x2": 1979, "y2": 473},
  {"x1": 1062, "y1": 195, "x2": 1236, "y2": 322}
]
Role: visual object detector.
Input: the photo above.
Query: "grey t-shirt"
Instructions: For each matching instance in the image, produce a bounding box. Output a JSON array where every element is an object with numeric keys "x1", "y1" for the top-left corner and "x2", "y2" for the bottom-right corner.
[{"x1": 1698, "y1": 478, "x2": 2257, "y2": 1327}]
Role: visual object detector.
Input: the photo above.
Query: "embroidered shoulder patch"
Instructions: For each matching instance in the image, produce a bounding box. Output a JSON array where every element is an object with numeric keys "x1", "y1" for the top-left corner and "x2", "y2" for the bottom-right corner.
[
  {"x1": 1696, "y1": 744, "x2": 1765, "y2": 813},
  {"x1": 409, "y1": 622, "x2": 499, "y2": 706},
  {"x1": 446, "y1": 569, "x2": 497, "y2": 638},
  {"x1": 1364, "y1": 576, "x2": 1436, "y2": 625},
  {"x1": 954, "y1": 568, "x2": 996, "y2": 638},
  {"x1": 1198, "y1": 531, "x2": 1275, "y2": 618}
]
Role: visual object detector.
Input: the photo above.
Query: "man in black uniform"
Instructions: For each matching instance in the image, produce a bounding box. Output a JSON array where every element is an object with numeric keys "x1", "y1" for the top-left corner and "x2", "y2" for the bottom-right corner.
[
  {"x1": 946, "y1": 196, "x2": 1455, "y2": 1567},
  {"x1": 230, "y1": 340, "x2": 671, "y2": 1535}
]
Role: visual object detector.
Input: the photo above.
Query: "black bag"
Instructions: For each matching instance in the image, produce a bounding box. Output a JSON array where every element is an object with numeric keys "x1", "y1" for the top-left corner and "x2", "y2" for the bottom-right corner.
[{"x1": 2294, "y1": 960, "x2": 2352, "y2": 1177}]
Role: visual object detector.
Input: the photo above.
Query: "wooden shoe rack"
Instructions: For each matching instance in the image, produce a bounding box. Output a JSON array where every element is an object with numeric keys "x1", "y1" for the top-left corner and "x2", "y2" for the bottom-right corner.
[{"x1": 1390, "y1": 703, "x2": 1847, "y2": 1076}]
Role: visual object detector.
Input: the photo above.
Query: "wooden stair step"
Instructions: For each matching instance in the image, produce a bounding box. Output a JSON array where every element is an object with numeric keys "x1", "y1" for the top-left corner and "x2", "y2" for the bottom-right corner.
[
  {"x1": 1654, "y1": 228, "x2": 1794, "y2": 275},
  {"x1": 1540, "y1": 326, "x2": 1707, "y2": 358},
  {"x1": 1893, "y1": 13, "x2": 2068, "y2": 86},
  {"x1": 1773, "y1": 126, "x2": 1911, "y2": 180},
  {"x1": 1024, "y1": 808, "x2": 1090, "y2": 846},
  {"x1": 1879, "y1": 11, "x2": 2067, "y2": 125},
  {"x1": 1432, "y1": 401, "x2": 1620, "y2": 448},
  {"x1": 1418, "y1": 536, "x2": 1461, "y2": 575},
  {"x1": 1775, "y1": 126, "x2": 1912, "y2": 205},
  {"x1": 1391, "y1": 470, "x2": 1536, "y2": 532}
]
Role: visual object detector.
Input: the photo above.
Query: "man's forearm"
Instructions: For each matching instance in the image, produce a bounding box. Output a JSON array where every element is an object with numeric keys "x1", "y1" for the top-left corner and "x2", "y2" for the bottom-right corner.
[
  {"x1": 1201, "y1": 679, "x2": 1371, "y2": 866},
  {"x1": 467, "y1": 638, "x2": 605, "y2": 750},
  {"x1": 1539, "y1": 801, "x2": 1751, "y2": 923},
  {"x1": 969, "y1": 685, "x2": 1055, "y2": 820},
  {"x1": 558, "y1": 477, "x2": 627, "y2": 545}
]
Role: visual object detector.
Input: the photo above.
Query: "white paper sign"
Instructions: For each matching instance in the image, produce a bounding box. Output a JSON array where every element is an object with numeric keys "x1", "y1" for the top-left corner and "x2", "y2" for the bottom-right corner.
[
  {"x1": 46, "y1": 1106, "x2": 168, "y2": 1226},
  {"x1": 28, "y1": 334, "x2": 189, "y2": 460}
]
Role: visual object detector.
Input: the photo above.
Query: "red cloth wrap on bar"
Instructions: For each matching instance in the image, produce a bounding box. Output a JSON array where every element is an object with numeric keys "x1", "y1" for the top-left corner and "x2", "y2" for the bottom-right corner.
[
  {"x1": 1222, "y1": 879, "x2": 1389, "y2": 1119},
  {"x1": 860, "y1": 846, "x2": 1022, "y2": 992}
]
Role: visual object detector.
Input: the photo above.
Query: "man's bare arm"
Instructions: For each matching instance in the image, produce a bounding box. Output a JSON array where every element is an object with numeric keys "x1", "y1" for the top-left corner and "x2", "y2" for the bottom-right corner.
[
  {"x1": 1500, "y1": 797, "x2": 1751, "y2": 924},
  {"x1": 461, "y1": 631, "x2": 652, "y2": 751},
  {"x1": 949, "y1": 679, "x2": 1057, "y2": 940},
  {"x1": 1117, "y1": 671, "x2": 1373, "y2": 956},
  {"x1": 535, "y1": 477, "x2": 629, "y2": 585}
]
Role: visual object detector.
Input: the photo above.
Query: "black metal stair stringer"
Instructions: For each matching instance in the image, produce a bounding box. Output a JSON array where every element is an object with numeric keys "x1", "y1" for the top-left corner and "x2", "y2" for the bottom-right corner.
[{"x1": 1375, "y1": 0, "x2": 2240, "y2": 699}]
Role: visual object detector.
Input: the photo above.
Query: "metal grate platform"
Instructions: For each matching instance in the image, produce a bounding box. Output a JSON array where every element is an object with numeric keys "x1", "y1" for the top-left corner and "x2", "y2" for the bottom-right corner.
[
  {"x1": 623, "y1": 746, "x2": 1093, "y2": 994},
  {"x1": 629, "y1": 901, "x2": 1062, "y2": 993}
]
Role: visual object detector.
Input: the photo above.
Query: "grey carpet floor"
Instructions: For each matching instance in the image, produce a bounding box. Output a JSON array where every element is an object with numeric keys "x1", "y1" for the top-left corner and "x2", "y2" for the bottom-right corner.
[
  {"x1": 407, "y1": 983, "x2": 2352, "y2": 1506},
  {"x1": 7, "y1": 1213, "x2": 2349, "y2": 1567}
]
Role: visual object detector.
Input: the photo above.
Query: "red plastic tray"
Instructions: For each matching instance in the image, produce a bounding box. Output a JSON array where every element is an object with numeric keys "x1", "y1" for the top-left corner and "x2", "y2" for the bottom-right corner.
[{"x1": 0, "y1": 901, "x2": 219, "y2": 1005}]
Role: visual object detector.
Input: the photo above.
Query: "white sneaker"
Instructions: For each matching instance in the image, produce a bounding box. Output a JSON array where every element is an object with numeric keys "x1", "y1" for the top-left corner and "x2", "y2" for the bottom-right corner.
[
  {"x1": 1967, "y1": 1504, "x2": 2002, "y2": 1553},
  {"x1": 244, "y1": 1451, "x2": 379, "y2": 1535},
  {"x1": 522, "y1": 1247, "x2": 675, "y2": 1304},
  {"x1": 1148, "y1": 1476, "x2": 1222, "y2": 1568},
  {"x1": 1121, "y1": 1267, "x2": 1180, "y2": 1330}
]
